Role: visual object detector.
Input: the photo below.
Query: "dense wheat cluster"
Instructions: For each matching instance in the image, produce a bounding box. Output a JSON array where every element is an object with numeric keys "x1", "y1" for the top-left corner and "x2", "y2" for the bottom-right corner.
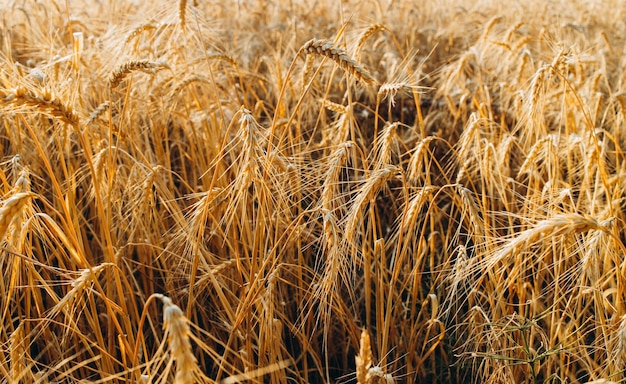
[{"x1": 1, "y1": 0, "x2": 626, "y2": 383}]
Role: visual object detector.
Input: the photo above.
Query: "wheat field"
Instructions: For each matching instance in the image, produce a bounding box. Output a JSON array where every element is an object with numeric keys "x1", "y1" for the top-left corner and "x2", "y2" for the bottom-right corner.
[{"x1": 1, "y1": 0, "x2": 626, "y2": 383}]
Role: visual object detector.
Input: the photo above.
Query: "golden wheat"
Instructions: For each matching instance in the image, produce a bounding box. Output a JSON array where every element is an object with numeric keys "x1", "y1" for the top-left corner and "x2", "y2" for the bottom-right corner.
[
  {"x1": 356, "y1": 329, "x2": 373, "y2": 384},
  {"x1": 3, "y1": 0, "x2": 626, "y2": 382},
  {"x1": 0, "y1": 192, "x2": 33, "y2": 242},
  {"x1": 109, "y1": 60, "x2": 170, "y2": 88},
  {"x1": 301, "y1": 38, "x2": 376, "y2": 84},
  {"x1": 1, "y1": 87, "x2": 79, "y2": 126},
  {"x1": 156, "y1": 294, "x2": 198, "y2": 384},
  {"x1": 355, "y1": 24, "x2": 387, "y2": 57}
]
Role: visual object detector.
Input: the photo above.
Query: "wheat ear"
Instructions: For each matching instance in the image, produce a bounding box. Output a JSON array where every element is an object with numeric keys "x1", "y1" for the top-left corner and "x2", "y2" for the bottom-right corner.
[
  {"x1": 613, "y1": 314, "x2": 626, "y2": 375},
  {"x1": 109, "y1": 60, "x2": 170, "y2": 88},
  {"x1": 1, "y1": 87, "x2": 79, "y2": 126},
  {"x1": 86, "y1": 101, "x2": 111, "y2": 124},
  {"x1": 10, "y1": 322, "x2": 30, "y2": 383},
  {"x1": 356, "y1": 329, "x2": 373, "y2": 384},
  {"x1": 0, "y1": 192, "x2": 33, "y2": 242},
  {"x1": 179, "y1": 0, "x2": 187, "y2": 28},
  {"x1": 355, "y1": 24, "x2": 387, "y2": 57},
  {"x1": 301, "y1": 38, "x2": 375, "y2": 84},
  {"x1": 125, "y1": 23, "x2": 157, "y2": 44},
  {"x1": 344, "y1": 165, "x2": 398, "y2": 244},
  {"x1": 156, "y1": 294, "x2": 198, "y2": 384},
  {"x1": 320, "y1": 142, "x2": 353, "y2": 211}
]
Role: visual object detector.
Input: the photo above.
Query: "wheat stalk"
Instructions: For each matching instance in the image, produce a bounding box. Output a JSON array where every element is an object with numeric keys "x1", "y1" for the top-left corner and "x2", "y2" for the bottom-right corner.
[
  {"x1": 613, "y1": 314, "x2": 626, "y2": 377},
  {"x1": 301, "y1": 54, "x2": 315, "y2": 91},
  {"x1": 407, "y1": 136, "x2": 437, "y2": 185},
  {"x1": 378, "y1": 82, "x2": 423, "y2": 107},
  {"x1": 480, "y1": 214, "x2": 606, "y2": 274}
]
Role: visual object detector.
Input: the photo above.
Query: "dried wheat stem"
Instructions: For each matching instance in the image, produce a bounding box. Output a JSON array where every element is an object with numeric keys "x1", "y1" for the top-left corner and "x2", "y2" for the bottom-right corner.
[
  {"x1": 484, "y1": 214, "x2": 605, "y2": 272},
  {"x1": 504, "y1": 22, "x2": 524, "y2": 43},
  {"x1": 13, "y1": 169, "x2": 30, "y2": 194},
  {"x1": 526, "y1": 65, "x2": 547, "y2": 113},
  {"x1": 378, "y1": 82, "x2": 422, "y2": 107},
  {"x1": 402, "y1": 186, "x2": 436, "y2": 233},
  {"x1": 205, "y1": 53, "x2": 238, "y2": 67},
  {"x1": 174, "y1": 75, "x2": 211, "y2": 94},
  {"x1": 512, "y1": 36, "x2": 532, "y2": 52},
  {"x1": 312, "y1": 211, "x2": 346, "y2": 343},
  {"x1": 301, "y1": 54, "x2": 314, "y2": 90},
  {"x1": 457, "y1": 185, "x2": 485, "y2": 238},
  {"x1": 407, "y1": 136, "x2": 436, "y2": 185},
  {"x1": 613, "y1": 314, "x2": 626, "y2": 374},
  {"x1": 480, "y1": 16, "x2": 502, "y2": 41},
  {"x1": 518, "y1": 136, "x2": 556, "y2": 177}
]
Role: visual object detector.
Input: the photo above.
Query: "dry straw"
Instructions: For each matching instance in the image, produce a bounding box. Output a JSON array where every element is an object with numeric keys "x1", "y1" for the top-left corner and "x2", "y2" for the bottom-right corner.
[{"x1": 5, "y1": 1, "x2": 626, "y2": 382}]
